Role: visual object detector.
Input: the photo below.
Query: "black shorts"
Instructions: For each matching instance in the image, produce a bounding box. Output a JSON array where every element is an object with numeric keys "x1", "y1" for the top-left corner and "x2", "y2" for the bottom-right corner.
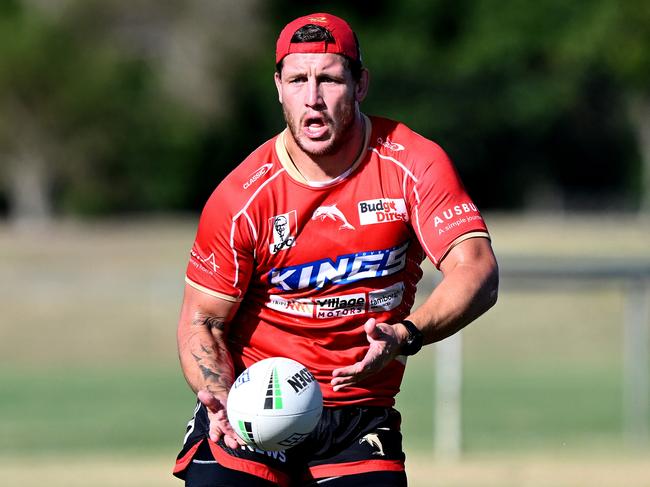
[{"x1": 174, "y1": 402, "x2": 407, "y2": 487}]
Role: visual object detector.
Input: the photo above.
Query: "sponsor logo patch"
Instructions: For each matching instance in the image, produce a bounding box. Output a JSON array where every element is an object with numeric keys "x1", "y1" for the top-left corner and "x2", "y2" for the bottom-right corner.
[
  {"x1": 312, "y1": 203, "x2": 355, "y2": 230},
  {"x1": 315, "y1": 293, "x2": 366, "y2": 318},
  {"x1": 268, "y1": 242, "x2": 409, "y2": 291},
  {"x1": 433, "y1": 202, "x2": 483, "y2": 234},
  {"x1": 189, "y1": 246, "x2": 220, "y2": 274},
  {"x1": 433, "y1": 202, "x2": 480, "y2": 227},
  {"x1": 358, "y1": 198, "x2": 408, "y2": 225},
  {"x1": 243, "y1": 163, "x2": 273, "y2": 189},
  {"x1": 269, "y1": 211, "x2": 297, "y2": 254},
  {"x1": 369, "y1": 282, "x2": 404, "y2": 312},
  {"x1": 360, "y1": 433, "x2": 386, "y2": 456},
  {"x1": 267, "y1": 295, "x2": 313, "y2": 317},
  {"x1": 266, "y1": 284, "x2": 404, "y2": 318},
  {"x1": 377, "y1": 137, "x2": 405, "y2": 152}
]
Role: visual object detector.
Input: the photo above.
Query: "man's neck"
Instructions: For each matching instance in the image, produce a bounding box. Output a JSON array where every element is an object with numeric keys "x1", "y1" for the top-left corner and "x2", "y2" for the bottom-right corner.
[{"x1": 284, "y1": 114, "x2": 366, "y2": 183}]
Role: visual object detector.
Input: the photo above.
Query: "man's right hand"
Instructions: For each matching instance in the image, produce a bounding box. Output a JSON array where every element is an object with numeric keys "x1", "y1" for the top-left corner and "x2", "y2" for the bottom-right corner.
[{"x1": 197, "y1": 389, "x2": 247, "y2": 449}]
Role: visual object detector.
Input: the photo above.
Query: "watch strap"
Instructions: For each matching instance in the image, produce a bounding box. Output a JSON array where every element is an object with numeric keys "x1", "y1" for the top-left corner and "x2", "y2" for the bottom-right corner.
[{"x1": 400, "y1": 319, "x2": 424, "y2": 356}]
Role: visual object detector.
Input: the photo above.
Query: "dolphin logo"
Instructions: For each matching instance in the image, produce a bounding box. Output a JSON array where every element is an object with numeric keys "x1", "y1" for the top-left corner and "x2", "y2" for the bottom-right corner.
[
  {"x1": 312, "y1": 204, "x2": 355, "y2": 230},
  {"x1": 359, "y1": 433, "x2": 385, "y2": 456}
]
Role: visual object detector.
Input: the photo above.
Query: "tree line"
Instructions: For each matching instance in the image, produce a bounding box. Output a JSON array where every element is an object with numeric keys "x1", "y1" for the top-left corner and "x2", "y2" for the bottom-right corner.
[{"x1": 1, "y1": 0, "x2": 648, "y2": 223}]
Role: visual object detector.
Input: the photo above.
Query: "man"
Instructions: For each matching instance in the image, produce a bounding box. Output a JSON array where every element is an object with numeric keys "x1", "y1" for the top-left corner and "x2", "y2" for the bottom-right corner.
[{"x1": 174, "y1": 12, "x2": 498, "y2": 487}]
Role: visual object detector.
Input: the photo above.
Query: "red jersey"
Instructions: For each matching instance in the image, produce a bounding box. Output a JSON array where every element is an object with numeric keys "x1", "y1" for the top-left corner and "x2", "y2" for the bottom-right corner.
[{"x1": 186, "y1": 115, "x2": 489, "y2": 407}]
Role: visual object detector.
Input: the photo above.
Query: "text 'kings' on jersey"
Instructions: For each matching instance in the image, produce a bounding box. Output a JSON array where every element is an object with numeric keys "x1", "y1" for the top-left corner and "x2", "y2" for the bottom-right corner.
[{"x1": 186, "y1": 115, "x2": 490, "y2": 407}]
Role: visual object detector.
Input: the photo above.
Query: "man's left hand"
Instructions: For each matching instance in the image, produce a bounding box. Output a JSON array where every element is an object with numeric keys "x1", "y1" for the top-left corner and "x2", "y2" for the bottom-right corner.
[{"x1": 330, "y1": 318, "x2": 404, "y2": 391}]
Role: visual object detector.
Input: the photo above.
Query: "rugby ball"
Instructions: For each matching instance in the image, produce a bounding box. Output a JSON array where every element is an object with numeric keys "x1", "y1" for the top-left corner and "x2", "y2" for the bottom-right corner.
[{"x1": 227, "y1": 357, "x2": 323, "y2": 451}]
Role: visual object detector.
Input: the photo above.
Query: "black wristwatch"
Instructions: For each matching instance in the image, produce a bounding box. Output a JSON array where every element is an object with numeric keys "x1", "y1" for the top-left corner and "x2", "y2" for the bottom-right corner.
[{"x1": 399, "y1": 319, "x2": 424, "y2": 356}]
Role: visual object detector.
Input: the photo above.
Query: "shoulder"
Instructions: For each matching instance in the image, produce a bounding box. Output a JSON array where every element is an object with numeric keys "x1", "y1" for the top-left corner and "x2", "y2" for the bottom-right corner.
[
  {"x1": 203, "y1": 135, "x2": 285, "y2": 216},
  {"x1": 367, "y1": 115, "x2": 452, "y2": 176},
  {"x1": 369, "y1": 116, "x2": 446, "y2": 155}
]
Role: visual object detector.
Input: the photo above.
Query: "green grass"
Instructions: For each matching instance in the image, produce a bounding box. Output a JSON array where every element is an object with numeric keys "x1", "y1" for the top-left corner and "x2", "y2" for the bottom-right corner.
[
  {"x1": 398, "y1": 357, "x2": 625, "y2": 455},
  {"x1": 0, "y1": 361, "x2": 625, "y2": 458},
  {"x1": 0, "y1": 216, "x2": 648, "y2": 462},
  {"x1": 0, "y1": 365, "x2": 193, "y2": 456}
]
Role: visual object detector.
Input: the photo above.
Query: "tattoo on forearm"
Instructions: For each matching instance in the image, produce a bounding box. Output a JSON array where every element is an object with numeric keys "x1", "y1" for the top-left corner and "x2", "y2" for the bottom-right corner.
[
  {"x1": 198, "y1": 362, "x2": 222, "y2": 382},
  {"x1": 192, "y1": 313, "x2": 226, "y2": 331},
  {"x1": 187, "y1": 321, "x2": 234, "y2": 393}
]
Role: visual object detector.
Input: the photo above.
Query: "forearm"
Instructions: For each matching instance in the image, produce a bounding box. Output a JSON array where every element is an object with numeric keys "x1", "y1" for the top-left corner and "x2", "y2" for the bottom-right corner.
[
  {"x1": 410, "y1": 263, "x2": 497, "y2": 344},
  {"x1": 177, "y1": 312, "x2": 235, "y2": 395},
  {"x1": 407, "y1": 238, "x2": 498, "y2": 345}
]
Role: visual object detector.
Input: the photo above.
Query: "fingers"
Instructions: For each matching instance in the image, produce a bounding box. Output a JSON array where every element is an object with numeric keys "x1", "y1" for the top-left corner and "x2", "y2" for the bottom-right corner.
[
  {"x1": 331, "y1": 361, "x2": 365, "y2": 392},
  {"x1": 331, "y1": 318, "x2": 401, "y2": 391},
  {"x1": 364, "y1": 317, "x2": 378, "y2": 339},
  {"x1": 223, "y1": 435, "x2": 242, "y2": 449},
  {"x1": 197, "y1": 389, "x2": 223, "y2": 413},
  {"x1": 331, "y1": 361, "x2": 364, "y2": 378},
  {"x1": 331, "y1": 343, "x2": 380, "y2": 391},
  {"x1": 197, "y1": 390, "x2": 246, "y2": 447},
  {"x1": 198, "y1": 390, "x2": 226, "y2": 443},
  {"x1": 331, "y1": 371, "x2": 363, "y2": 391},
  {"x1": 222, "y1": 426, "x2": 247, "y2": 449}
]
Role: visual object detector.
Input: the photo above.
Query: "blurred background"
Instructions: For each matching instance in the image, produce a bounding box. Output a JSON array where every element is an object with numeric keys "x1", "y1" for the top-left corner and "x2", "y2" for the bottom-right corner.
[{"x1": 0, "y1": 0, "x2": 648, "y2": 485}]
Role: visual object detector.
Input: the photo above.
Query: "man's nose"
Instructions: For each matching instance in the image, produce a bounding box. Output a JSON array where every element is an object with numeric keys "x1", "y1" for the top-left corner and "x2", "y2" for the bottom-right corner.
[{"x1": 305, "y1": 78, "x2": 323, "y2": 108}]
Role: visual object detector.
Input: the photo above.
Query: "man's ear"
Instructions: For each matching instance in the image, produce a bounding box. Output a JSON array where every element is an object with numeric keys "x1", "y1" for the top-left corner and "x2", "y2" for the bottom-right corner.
[
  {"x1": 355, "y1": 68, "x2": 370, "y2": 103},
  {"x1": 274, "y1": 72, "x2": 283, "y2": 104}
]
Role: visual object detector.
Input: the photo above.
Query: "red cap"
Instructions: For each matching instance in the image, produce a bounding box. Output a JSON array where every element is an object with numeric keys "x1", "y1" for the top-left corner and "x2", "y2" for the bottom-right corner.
[{"x1": 275, "y1": 13, "x2": 360, "y2": 64}]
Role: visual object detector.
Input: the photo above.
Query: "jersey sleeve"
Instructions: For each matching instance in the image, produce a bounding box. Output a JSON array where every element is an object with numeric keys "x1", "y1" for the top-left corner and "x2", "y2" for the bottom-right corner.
[
  {"x1": 185, "y1": 187, "x2": 255, "y2": 302},
  {"x1": 409, "y1": 145, "x2": 489, "y2": 267}
]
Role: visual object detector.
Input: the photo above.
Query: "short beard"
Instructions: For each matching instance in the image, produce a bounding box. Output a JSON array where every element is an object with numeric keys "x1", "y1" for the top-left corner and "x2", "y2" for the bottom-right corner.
[{"x1": 283, "y1": 97, "x2": 358, "y2": 157}]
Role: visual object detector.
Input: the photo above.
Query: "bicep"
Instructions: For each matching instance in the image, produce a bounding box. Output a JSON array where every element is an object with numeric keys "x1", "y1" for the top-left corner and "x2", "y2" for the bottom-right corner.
[
  {"x1": 439, "y1": 236, "x2": 498, "y2": 281},
  {"x1": 178, "y1": 283, "x2": 241, "y2": 342}
]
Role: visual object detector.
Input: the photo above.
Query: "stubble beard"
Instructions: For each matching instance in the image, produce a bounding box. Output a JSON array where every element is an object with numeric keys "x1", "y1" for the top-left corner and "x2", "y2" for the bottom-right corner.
[{"x1": 283, "y1": 98, "x2": 357, "y2": 158}]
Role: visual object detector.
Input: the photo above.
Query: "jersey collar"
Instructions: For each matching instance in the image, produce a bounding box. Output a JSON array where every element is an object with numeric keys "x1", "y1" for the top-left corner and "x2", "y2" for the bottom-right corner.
[{"x1": 275, "y1": 114, "x2": 372, "y2": 187}]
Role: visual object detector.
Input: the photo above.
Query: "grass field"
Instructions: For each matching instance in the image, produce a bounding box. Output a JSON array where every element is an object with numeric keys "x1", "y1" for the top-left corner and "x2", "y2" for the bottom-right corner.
[
  {"x1": 1, "y1": 213, "x2": 649, "y2": 486},
  {"x1": 3, "y1": 453, "x2": 650, "y2": 487}
]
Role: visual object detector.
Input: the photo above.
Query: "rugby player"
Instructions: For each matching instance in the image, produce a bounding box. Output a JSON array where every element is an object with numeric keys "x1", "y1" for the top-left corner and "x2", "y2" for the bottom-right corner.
[{"x1": 174, "y1": 12, "x2": 498, "y2": 487}]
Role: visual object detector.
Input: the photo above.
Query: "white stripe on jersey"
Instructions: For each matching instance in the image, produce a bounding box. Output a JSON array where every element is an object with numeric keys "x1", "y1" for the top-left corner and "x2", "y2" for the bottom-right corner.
[
  {"x1": 369, "y1": 147, "x2": 438, "y2": 265},
  {"x1": 185, "y1": 277, "x2": 242, "y2": 302},
  {"x1": 242, "y1": 210, "x2": 258, "y2": 260},
  {"x1": 229, "y1": 221, "x2": 241, "y2": 293},
  {"x1": 369, "y1": 147, "x2": 419, "y2": 182},
  {"x1": 233, "y1": 167, "x2": 287, "y2": 221},
  {"x1": 243, "y1": 210, "x2": 258, "y2": 242},
  {"x1": 228, "y1": 167, "x2": 287, "y2": 293}
]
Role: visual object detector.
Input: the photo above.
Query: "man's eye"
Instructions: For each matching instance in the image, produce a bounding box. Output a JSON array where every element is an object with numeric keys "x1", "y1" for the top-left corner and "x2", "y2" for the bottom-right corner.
[{"x1": 289, "y1": 77, "x2": 307, "y2": 83}]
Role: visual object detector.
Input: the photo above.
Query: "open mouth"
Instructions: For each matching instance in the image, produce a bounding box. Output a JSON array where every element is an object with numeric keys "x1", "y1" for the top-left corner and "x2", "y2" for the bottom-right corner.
[{"x1": 303, "y1": 116, "x2": 330, "y2": 140}]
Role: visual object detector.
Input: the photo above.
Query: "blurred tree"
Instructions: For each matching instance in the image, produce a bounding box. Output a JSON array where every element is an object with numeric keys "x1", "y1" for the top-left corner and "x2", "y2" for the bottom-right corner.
[
  {"x1": 437, "y1": 0, "x2": 648, "y2": 210},
  {"x1": 599, "y1": 0, "x2": 650, "y2": 210},
  {"x1": 357, "y1": 0, "x2": 641, "y2": 209},
  {"x1": 2, "y1": 0, "x2": 646, "y2": 218},
  {"x1": 262, "y1": 0, "x2": 645, "y2": 211},
  {"x1": 0, "y1": 0, "x2": 200, "y2": 223}
]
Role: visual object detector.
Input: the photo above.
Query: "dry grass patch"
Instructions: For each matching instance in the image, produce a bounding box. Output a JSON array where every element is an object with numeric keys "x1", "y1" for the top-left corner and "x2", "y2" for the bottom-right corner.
[{"x1": 3, "y1": 453, "x2": 650, "y2": 487}]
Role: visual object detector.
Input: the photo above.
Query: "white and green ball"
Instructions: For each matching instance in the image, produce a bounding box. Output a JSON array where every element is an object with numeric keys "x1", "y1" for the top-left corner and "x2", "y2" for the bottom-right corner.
[{"x1": 227, "y1": 357, "x2": 323, "y2": 451}]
